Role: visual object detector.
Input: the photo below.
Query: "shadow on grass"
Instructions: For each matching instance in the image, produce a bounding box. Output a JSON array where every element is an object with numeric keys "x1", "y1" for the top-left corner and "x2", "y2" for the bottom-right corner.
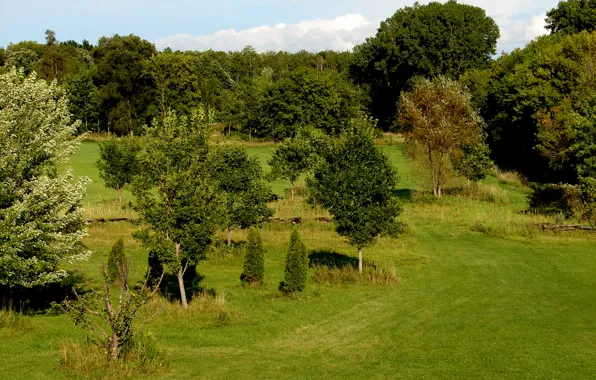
[
  {"x1": 308, "y1": 250, "x2": 358, "y2": 269},
  {"x1": 391, "y1": 188, "x2": 413, "y2": 201},
  {"x1": 0, "y1": 271, "x2": 87, "y2": 313},
  {"x1": 159, "y1": 267, "x2": 218, "y2": 303}
]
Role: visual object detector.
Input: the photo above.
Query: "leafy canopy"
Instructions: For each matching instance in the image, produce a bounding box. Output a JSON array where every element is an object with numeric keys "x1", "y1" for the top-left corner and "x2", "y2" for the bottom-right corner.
[
  {"x1": 350, "y1": 0, "x2": 499, "y2": 127},
  {"x1": 0, "y1": 68, "x2": 89, "y2": 290},
  {"x1": 307, "y1": 117, "x2": 402, "y2": 250}
]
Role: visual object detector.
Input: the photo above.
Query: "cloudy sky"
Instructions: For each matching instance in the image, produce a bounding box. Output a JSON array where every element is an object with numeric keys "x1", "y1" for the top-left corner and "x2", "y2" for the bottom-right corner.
[{"x1": 0, "y1": 0, "x2": 559, "y2": 53}]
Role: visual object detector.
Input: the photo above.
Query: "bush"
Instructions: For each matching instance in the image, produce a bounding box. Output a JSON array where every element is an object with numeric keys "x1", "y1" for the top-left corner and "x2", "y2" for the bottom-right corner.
[
  {"x1": 240, "y1": 228, "x2": 265, "y2": 284},
  {"x1": 528, "y1": 183, "x2": 582, "y2": 217},
  {"x1": 279, "y1": 230, "x2": 309, "y2": 293},
  {"x1": 107, "y1": 238, "x2": 126, "y2": 283}
]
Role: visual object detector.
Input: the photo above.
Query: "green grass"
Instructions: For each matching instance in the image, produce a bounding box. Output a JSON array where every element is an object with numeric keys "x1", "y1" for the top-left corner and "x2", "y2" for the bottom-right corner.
[{"x1": 4, "y1": 141, "x2": 596, "y2": 379}]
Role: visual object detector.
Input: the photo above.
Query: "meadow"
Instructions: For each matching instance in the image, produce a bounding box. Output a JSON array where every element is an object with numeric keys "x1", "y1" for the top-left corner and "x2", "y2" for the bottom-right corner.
[{"x1": 2, "y1": 141, "x2": 596, "y2": 379}]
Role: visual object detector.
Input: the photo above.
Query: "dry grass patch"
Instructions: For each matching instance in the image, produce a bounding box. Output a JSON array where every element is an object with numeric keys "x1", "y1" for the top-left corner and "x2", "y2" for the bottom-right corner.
[
  {"x1": 312, "y1": 265, "x2": 400, "y2": 285},
  {"x1": 58, "y1": 338, "x2": 168, "y2": 379}
]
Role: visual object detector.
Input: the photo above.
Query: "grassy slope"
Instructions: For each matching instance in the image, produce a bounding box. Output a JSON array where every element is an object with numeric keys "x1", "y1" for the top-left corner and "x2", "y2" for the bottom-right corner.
[{"x1": 3, "y1": 142, "x2": 596, "y2": 379}]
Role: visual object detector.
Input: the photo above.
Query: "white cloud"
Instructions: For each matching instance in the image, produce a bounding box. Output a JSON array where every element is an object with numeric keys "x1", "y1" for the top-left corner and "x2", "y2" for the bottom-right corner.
[
  {"x1": 496, "y1": 13, "x2": 548, "y2": 52},
  {"x1": 155, "y1": 3, "x2": 554, "y2": 53},
  {"x1": 155, "y1": 13, "x2": 376, "y2": 52}
]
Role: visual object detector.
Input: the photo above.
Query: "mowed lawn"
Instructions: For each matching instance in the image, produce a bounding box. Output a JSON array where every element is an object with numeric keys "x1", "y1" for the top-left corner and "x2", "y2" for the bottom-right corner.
[{"x1": 3, "y1": 141, "x2": 596, "y2": 379}]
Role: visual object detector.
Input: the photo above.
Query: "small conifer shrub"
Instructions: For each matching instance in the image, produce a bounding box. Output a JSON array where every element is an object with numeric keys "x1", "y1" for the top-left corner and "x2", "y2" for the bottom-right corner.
[
  {"x1": 279, "y1": 230, "x2": 308, "y2": 293},
  {"x1": 240, "y1": 227, "x2": 265, "y2": 284},
  {"x1": 107, "y1": 238, "x2": 126, "y2": 283}
]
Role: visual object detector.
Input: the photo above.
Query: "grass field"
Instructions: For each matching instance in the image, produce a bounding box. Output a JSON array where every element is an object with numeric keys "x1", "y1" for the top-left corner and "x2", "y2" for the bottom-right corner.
[{"x1": 3, "y1": 141, "x2": 596, "y2": 379}]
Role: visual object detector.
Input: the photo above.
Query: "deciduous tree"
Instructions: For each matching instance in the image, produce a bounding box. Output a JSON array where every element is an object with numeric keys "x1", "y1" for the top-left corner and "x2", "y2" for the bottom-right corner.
[
  {"x1": 397, "y1": 76, "x2": 483, "y2": 197},
  {"x1": 307, "y1": 117, "x2": 402, "y2": 273},
  {"x1": 0, "y1": 68, "x2": 89, "y2": 297},
  {"x1": 351, "y1": 0, "x2": 499, "y2": 127},
  {"x1": 208, "y1": 145, "x2": 274, "y2": 245},
  {"x1": 132, "y1": 110, "x2": 225, "y2": 309}
]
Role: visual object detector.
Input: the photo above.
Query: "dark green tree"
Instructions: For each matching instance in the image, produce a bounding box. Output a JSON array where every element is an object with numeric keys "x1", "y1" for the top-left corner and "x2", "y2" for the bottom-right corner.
[
  {"x1": 107, "y1": 238, "x2": 126, "y2": 283},
  {"x1": 132, "y1": 110, "x2": 225, "y2": 309},
  {"x1": 279, "y1": 230, "x2": 308, "y2": 293},
  {"x1": 546, "y1": 0, "x2": 596, "y2": 35},
  {"x1": 208, "y1": 145, "x2": 274, "y2": 245},
  {"x1": 93, "y1": 34, "x2": 157, "y2": 136},
  {"x1": 258, "y1": 67, "x2": 359, "y2": 139},
  {"x1": 63, "y1": 69, "x2": 99, "y2": 132},
  {"x1": 307, "y1": 120, "x2": 402, "y2": 273},
  {"x1": 97, "y1": 137, "x2": 139, "y2": 204},
  {"x1": 350, "y1": 0, "x2": 499, "y2": 127},
  {"x1": 240, "y1": 227, "x2": 265, "y2": 284}
]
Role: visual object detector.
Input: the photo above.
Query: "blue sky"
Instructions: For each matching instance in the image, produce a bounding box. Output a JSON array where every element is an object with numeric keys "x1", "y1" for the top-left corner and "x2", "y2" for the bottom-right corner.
[{"x1": 1, "y1": 0, "x2": 560, "y2": 53}]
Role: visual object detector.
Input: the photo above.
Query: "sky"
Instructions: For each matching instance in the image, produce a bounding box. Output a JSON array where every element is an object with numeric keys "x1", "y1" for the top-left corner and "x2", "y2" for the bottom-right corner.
[{"x1": 0, "y1": 0, "x2": 560, "y2": 53}]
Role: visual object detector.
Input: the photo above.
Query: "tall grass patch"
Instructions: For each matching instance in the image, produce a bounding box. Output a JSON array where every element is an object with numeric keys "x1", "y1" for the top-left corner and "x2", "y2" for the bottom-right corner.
[{"x1": 312, "y1": 264, "x2": 400, "y2": 285}]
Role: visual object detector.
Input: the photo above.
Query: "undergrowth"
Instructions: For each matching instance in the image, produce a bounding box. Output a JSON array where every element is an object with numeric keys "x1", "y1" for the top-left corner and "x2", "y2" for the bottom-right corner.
[
  {"x1": 58, "y1": 337, "x2": 168, "y2": 379},
  {"x1": 312, "y1": 264, "x2": 400, "y2": 285}
]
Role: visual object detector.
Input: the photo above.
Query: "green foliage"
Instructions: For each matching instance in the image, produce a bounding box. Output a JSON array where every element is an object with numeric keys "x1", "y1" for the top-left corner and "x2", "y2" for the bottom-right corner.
[
  {"x1": 132, "y1": 110, "x2": 226, "y2": 307},
  {"x1": 62, "y1": 69, "x2": 99, "y2": 129},
  {"x1": 4, "y1": 48, "x2": 39, "y2": 75},
  {"x1": 258, "y1": 68, "x2": 359, "y2": 139},
  {"x1": 307, "y1": 119, "x2": 402, "y2": 270},
  {"x1": 93, "y1": 34, "x2": 157, "y2": 135},
  {"x1": 351, "y1": 0, "x2": 499, "y2": 127},
  {"x1": 268, "y1": 127, "x2": 330, "y2": 198},
  {"x1": 0, "y1": 68, "x2": 89, "y2": 293},
  {"x1": 279, "y1": 230, "x2": 308, "y2": 293},
  {"x1": 107, "y1": 238, "x2": 126, "y2": 283},
  {"x1": 397, "y1": 76, "x2": 483, "y2": 197},
  {"x1": 208, "y1": 145, "x2": 274, "y2": 237},
  {"x1": 240, "y1": 227, "x2": 265, "y2": 284},
  {"x1": 478, "y1": 31, "x2": 596, "y2": 181},
  {"x1": 97, "y1": 137, "x2": 139, "y2": 203},
  {"x1": 454, "y1": 143, "x2": 494, "y2": 183},
  {"x1": 546, "y1": 0, "x2": 596, "y2": 35}
]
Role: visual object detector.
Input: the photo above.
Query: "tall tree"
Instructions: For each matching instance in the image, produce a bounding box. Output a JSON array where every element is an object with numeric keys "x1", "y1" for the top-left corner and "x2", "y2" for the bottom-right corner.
[
  {"x1": 94, "y1": 34, "x2": 157, "y2": 136},
  {"x1": 397, "y1": 76, "x2": 483, "y2": 197},
  {"x1": 0, "y1": 68, "x2": 89, "y2": 298},
  {"x1": 208, "y1": 145, "x2": 274, "y2": 245},
  {"x1": 546, "y1": 0, "x2": 596, "y2": 35},
  {"x1": 351, "y1": 0, "x2": 499, "y2": 128},
  {"x1": 307, "y1": 117, "x2": 402, "y2": 273},
  {"x1": 132, "y1": 110, "x2": 225, "y2": 309}
]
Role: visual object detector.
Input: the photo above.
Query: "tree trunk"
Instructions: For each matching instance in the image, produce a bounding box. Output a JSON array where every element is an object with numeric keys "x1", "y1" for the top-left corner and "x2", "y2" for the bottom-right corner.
[
  {"x1": 227, "y1": 228, "x2": 232, "y2": 246},
  {"x1": 177, "y1": 268, "x2": 188, "y2": 309},
  {"x1": 108, "y1": 334, "x2": 120, "y2": 361},
  {"x1": 467, "y1": 178, "x2": 471, "y2": 187},
  {"x1": 126, "y1": 100, "x2": 133, "y2": 137},
  {"x1": 291, "y1": 184, "x2": 295, "y2": 200},
  {"x1": 358, "y1": 249, "x2": 363, "y2": 274},
  {"x1": 175, "y1": 243, "x2": 188, "y2": 308},
  {"x1": 117, "y1": 187, "x2": 122, "y2": 205}
]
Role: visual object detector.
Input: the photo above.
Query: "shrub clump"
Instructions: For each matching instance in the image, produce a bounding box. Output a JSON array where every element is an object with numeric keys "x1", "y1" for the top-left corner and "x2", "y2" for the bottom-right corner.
[
  {"x1": 240, "y1": 228, "x2": 265, "y2": 284},
  {"x1": 107, "y1": 238, "x2": 126, "y2": 283},
  {"x1": 312, "y1": 264, "x2": 400, "y2": 285},
  {"x1": 279, "y1": 230, "x2": 309, "y2": 293}
]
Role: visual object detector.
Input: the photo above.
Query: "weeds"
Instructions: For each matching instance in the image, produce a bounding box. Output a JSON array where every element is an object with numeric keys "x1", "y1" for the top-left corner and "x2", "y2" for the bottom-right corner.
[
  {"x1": 58, "y1": 338, "x2": 168, "y2": 379},
  {"x1": 312, "y1": 264, "x2": 400, "y2": 285},
  {"x1": 493, "y1": 167, "x2": 526, "y2": 188},
  {"x1": 0, "y1": 309, "x2": 32, "y2": 338}
]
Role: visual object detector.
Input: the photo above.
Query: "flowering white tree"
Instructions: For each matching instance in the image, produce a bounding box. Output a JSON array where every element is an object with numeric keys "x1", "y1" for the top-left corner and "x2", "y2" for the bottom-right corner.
[{"x1": 0, "y1": 68, "x2": 89, "y2": 294}]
